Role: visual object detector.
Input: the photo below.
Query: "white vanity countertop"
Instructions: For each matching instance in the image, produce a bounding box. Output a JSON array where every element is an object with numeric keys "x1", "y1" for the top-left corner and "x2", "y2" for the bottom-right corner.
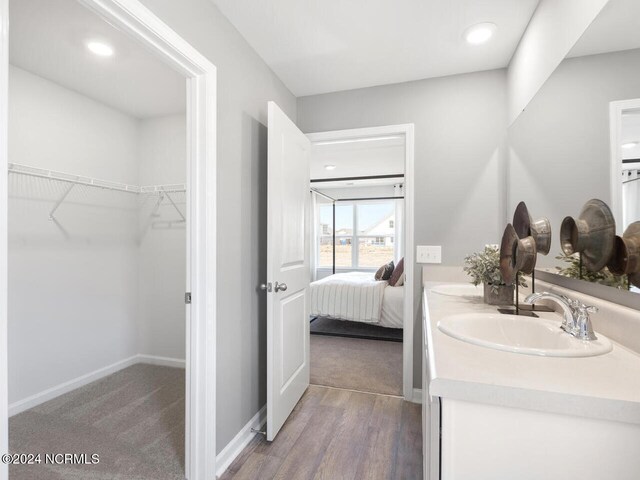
[{"x1": 424, "y1": 281, "x2": 640, "y2": 425}]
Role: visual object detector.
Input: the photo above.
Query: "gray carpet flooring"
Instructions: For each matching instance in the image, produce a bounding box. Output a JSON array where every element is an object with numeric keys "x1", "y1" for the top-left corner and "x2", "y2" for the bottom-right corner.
[
  {"x1": 310, "y1": 335, "x2": 403, "y2": 396},
  {"x1": 9, "y1": 364, "x2": 185, "y2": 480}
]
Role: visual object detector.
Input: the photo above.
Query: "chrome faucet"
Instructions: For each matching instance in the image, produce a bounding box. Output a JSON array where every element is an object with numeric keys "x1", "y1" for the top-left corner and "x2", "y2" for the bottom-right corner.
[
  {"x1": 572, "y1": 302, "x2": 599, "y2": 341},
  {"x1": 523, "y1": 292, "x2": 599, "y2": 341}
]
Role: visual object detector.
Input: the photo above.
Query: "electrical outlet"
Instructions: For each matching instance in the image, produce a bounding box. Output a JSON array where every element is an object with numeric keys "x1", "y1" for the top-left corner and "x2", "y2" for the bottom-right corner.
[{"x1": 417, "y1": 245, "x2": 442, "y2": 264}]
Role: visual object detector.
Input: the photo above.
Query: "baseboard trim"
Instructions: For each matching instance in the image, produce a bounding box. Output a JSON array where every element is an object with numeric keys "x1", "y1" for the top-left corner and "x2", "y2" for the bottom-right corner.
[
  {"x1": 9, "y1": 353, "x2": 187, "y2": 417},
  {"x1": 412, "y1": 388, "x2": 423, "y2": 404},
  {"x1": 216, "y1": 405, "x2": 267, "y2": 478},
  {"x1": 136, "y1": 354, "x2": 185, "y2": 369},
  {"x1": 8, "y1": 355, "x2": 139, "y2": 417}
]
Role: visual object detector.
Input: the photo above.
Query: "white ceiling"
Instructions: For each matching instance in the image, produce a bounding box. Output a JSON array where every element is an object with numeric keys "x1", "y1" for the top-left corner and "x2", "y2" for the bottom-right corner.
[
  {"x1": 9, "y1": 0, "x2": 185, "y2": 119},
  {"x1": 212, "y1": 0, "x2": 540, "y2": 97},
  {"x1": 568, "y1": 0, "x2": 640, "y2": 59},
  {"x1": 310, "y1": 135, "x2": 405, "y2": 181}
]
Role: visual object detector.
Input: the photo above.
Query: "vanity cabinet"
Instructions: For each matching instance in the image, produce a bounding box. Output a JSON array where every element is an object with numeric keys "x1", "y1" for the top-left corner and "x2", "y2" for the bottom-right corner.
[
  {"x1": 422, "y1": 296, "x2": 440, "y2": 480},
  {"x1": 437, "y1": 399, "x2": 640, "y2": 480},
  {"x1": 422, "y1": 284, "x2": 640, "y2": 480}
]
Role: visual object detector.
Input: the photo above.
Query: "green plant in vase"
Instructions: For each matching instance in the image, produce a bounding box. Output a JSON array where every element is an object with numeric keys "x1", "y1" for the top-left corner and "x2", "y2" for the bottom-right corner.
[
  {"x1": 554, "y1": 252, "x2": 627, "y2": 289},
  {"x1": 464, "y1": 245, "x2": 527, "y2": 305}
]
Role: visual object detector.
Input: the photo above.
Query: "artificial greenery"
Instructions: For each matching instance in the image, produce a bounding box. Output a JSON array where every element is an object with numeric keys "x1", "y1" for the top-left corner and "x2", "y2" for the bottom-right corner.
[
  {"x1": 554, "y1": 252, "x2": 627, "y2": 289},
  {"x1": 463, "y1": 245, "x2": 527, "y2": 292}
]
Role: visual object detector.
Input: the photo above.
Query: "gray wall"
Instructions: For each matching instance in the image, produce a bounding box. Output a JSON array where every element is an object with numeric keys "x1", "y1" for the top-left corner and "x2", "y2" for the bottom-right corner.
[
  {"x1": 298, "y1": 69, "x2": 508, "y2": 386},
  {"x1": 137, "y1": 114, "x2": 186, "y2": 361},
  {"x1": 508, "y1": 48, "x2": 640, "y2": 268},
  {"x1": 138, "y1": 0, "x2": 296, "y2": 453},
  {"x1": 8, "y1": 65, "x2": 140, "y2": 405}
]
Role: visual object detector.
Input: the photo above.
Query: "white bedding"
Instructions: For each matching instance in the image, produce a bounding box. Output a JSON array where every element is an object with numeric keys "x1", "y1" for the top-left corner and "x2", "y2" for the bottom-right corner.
[
  {"x1": 380, "y1": 283, "x2": 404, "y2": 328},
  {"x1": 310, "y1": 272, "x2": 404, "y2": 328}
]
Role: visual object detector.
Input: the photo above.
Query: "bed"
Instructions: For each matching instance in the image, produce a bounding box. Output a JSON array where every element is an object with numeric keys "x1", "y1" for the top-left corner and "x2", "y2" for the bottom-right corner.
[{"x1": 310, "y1": 272, "x2": 404, "y2": 329}]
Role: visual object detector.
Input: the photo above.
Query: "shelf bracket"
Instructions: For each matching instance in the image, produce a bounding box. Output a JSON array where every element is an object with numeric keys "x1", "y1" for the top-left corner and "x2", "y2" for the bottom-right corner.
[
  {"x1": 49, "y1": 183, "x2": 75, "y2": 222},
  {"x1": 49, "y1": 215, "x2": 70, "y2": 240},
  {"x1": 139, "y1": 193, "x2": 165, "y2": 241},
  {"x1": 162, "y1": 188, "x2": 186, "y2": 223}
]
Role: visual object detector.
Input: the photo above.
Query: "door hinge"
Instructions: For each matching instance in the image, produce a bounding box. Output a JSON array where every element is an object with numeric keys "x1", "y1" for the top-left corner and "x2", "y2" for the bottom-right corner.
[{"x1": 185, "y1": 292, "x2": 192, "y2": 304}]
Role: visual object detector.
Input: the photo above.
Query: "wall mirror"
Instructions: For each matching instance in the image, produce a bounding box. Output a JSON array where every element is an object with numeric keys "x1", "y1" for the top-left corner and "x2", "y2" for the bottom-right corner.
[{"x1": 507, "y1": 0, "x2": 640, "y2": 300}]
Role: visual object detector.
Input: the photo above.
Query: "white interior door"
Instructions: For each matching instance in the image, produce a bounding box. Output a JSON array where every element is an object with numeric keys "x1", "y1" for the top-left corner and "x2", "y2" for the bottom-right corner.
[{"x1": 266, "y1": 101, "x2": 311, "y2": 441}]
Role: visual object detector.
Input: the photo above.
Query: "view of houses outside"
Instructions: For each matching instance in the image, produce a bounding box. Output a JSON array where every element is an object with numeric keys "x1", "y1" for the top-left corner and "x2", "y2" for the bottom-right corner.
[{"x1": 318, "y1": 202, "x2": 396, "y2": 268}]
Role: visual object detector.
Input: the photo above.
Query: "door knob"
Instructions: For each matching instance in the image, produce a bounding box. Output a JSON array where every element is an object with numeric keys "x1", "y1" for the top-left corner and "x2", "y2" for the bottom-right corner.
[
  {"x1": 260, "y1": 283, "x2": 272, "y2": 292},
  {"x1": 274, "y1": 282, "x2": 287, "y2": 292}
]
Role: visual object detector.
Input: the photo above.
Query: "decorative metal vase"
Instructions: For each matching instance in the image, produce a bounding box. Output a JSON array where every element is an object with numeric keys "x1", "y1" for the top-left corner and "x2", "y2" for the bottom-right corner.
[
  {"x1": 499, "y1": 223, "x2": 537, "y2": 286},
  {"x1": 608, "y1": 221, "x2": 640, "y2": 288},
  {"x1": 560, "y1": 199, "x2": 616, "y2": 272},
  {"x1": 483, "y1": 283, "x2": 514, "y2": 305},
  {"x1": 513, "y1": 201, "x2": 552, "y2": 255}
]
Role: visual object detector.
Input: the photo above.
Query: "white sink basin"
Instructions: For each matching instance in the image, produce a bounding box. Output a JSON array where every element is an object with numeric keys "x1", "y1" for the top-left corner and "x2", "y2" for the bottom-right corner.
[
  {"x1": 431, "y1": 284, "x2": 482, "y2": 298},
  {"x1": 437, "y1": 313, "x2": 613, "y2": 357}
]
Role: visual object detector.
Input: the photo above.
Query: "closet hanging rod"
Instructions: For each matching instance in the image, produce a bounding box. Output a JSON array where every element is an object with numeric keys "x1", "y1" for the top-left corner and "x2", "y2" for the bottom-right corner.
[
  {"x1": 140, "y1": 184, "x2": 186, "y2": 194},
  {"x1": 8, "y1": 163, "x2": 186, "y2": 194},
  {"x1": 9, "y1": 163, "x2": 140, "y2": 194}
]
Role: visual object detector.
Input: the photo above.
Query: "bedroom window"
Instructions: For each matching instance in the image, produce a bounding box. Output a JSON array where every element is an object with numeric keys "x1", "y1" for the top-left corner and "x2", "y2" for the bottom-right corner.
[
  {"x1": 318, "y1": 204, "x2": 353, "y2": 267},
  {"x1": 317, "y1": 200, "x2": 397, "y2": 269},
  {"x1": 356, "y1": 202, "x2": 395, "y2": 267}
]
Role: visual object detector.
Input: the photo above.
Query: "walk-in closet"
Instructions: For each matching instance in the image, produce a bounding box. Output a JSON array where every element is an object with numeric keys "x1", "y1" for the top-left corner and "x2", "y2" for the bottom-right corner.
[{"x1": 6, "y1": 0, "x2": 189, "y2": 478}]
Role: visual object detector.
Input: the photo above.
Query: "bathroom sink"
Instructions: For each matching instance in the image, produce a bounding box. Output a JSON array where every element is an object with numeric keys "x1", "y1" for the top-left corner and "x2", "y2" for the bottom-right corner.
[
  {"x1": 437, "y1": 313, "x2": 613, "y2": 357},
  {"x1": 430, "y1": 284, "x2": 482, "y2": 298}
]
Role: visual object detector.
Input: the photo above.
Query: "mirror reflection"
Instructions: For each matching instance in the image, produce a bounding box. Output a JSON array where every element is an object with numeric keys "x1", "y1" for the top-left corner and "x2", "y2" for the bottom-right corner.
[
  {"x1": 507, "y1": 0, "x2": 640, "y2": 293},
  {"x1": 620, "y1": 111, "x2": 640, "y2": 229}
]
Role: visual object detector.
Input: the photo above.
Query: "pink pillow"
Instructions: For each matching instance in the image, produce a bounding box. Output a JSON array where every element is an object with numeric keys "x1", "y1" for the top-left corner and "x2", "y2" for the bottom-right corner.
[{"x1": 388, "y1": 257, "x2": 404, "y2": 286}]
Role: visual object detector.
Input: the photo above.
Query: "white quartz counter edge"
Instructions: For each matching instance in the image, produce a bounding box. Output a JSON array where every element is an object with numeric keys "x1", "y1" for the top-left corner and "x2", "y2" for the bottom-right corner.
[{"x1": 423, "y1": 282, "x2": 640, "y2": 425}]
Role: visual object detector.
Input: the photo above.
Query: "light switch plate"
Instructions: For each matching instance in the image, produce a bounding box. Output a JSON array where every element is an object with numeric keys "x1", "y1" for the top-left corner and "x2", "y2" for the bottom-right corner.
[{"x1": 417, "y1": 245, "x2": 442, "y2": 264}]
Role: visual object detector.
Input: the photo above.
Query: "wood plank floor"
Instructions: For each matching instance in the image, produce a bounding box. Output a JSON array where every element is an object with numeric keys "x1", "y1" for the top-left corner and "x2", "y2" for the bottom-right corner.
[{"x1": 219, "y1": 385, "x2": 422, "y2": 480}]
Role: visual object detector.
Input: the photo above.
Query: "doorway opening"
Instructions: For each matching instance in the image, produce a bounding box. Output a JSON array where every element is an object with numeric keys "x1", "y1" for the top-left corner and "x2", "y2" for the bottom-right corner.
[
  {"x1": 307, "y1": 125, "x2": 415, "y2": 400},
  {"x1": 250, "y1": 106, "x2": 422, "y2": 479},
  {"x1": 0, "y1": 0, "x2": 217, "y2": 479}
]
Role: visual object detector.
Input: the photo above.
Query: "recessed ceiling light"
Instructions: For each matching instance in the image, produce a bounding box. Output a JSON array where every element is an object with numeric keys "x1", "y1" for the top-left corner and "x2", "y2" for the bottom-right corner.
[
  {"x1": 622, "y1": 142, "x2": 639, "y2": 149},
  {"x1": 324, "y1": 165, "x2": 337, "y2": 171},
  {"x1": 87, "y1": 41, "x2": 114, "y2": 57},
  {"x1": 464, "y1": 23, "x2": 497, "y2": 45}
]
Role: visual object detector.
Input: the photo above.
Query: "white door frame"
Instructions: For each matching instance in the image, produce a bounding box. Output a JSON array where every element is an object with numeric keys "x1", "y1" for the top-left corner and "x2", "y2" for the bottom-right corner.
[
  {"x1": 610, "y1": 98, "x2": 640, "y2": 232},
  {"x1": 0, "y1": 1, "x2": 217, "y2": 479},
  {"x1": 306, "y1": 124, "x2": 416, "y2": 401}
]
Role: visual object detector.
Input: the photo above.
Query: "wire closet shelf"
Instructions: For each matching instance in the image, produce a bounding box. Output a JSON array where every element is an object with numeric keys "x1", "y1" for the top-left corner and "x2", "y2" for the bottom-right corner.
[
  {"x1": 8, "y1": 162, "x2": 187, "y2": 236},
  {"x1": 8, "y1": 163, "x2": 186, "y2": 194}
]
